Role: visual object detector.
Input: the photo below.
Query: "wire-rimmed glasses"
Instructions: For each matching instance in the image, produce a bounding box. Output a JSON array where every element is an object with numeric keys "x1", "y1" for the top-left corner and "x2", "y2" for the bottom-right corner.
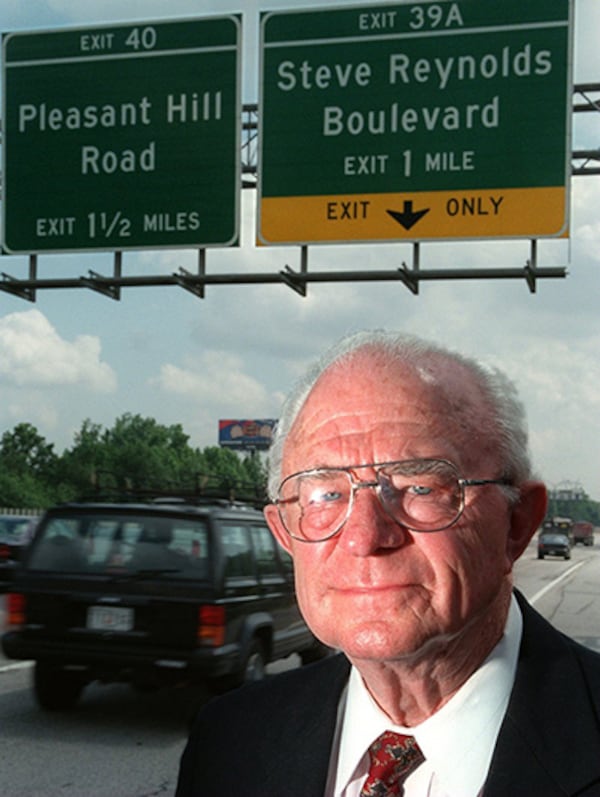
[{"x1": 274, "y1": 458, "x2": 512, "y2": 542}]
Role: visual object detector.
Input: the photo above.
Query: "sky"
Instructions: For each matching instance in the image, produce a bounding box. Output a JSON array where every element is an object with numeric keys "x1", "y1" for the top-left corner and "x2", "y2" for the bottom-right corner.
[{"x1": 0, "y1": 0, "x2": 598, "y2": 500}]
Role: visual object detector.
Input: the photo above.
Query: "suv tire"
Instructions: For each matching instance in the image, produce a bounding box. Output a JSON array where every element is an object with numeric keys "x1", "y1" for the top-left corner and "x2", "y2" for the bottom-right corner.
[
  {"x1": 211, "y1": 637, "x2": 267, "y2": 694},
  {"x1": 34, "y1": 661, "x2": 85, "y2": 710},
  {"x1": 242, "y1": 638, "x2": 267, "y2": 684}
]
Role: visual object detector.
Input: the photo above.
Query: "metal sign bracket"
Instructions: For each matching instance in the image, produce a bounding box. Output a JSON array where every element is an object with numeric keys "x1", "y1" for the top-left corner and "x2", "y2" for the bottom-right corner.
[
  {"x1": 1, "y1": 254, "x2": 37, "y2": 302},
  {"x1": 80, "y1": 252, "x2": 122, "y2": 301},
  {"x1": 280, "y1": 246, "x2": 308, "y2": 297},
  {"x1": 174, "y1": 250, "x2": 207, "y2": 298}
]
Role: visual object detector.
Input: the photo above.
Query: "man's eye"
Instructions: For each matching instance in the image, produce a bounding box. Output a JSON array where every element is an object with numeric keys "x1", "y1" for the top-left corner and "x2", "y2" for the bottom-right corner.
[
  {"x1": 314, "y1": 490, "x2": 343, "y2": 504},
  {"x1": 408, "y1": 485, "x2": 433, "y2": 496}
]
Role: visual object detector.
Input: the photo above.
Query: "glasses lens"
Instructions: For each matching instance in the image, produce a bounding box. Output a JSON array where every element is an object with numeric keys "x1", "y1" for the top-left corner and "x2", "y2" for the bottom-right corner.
[
  {"x1": 278, "y1": 470, "x2": 351, "y2": 540},
  {"x1": 379, "y1": 460, "x2": 462, "y2": 531}
]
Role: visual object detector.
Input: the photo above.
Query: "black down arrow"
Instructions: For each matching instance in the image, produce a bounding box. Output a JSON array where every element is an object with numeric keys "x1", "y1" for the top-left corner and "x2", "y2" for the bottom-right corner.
[{"x1": 387, "y1": 201, "x2": 430, "y2": 230}]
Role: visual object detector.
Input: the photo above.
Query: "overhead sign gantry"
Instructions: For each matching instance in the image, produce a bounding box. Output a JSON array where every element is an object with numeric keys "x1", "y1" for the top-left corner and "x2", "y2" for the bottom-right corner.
[
  {"x1": 2, "y1": 16, "x2": 241, "y2": 253},
  {"x1": 258, "y1": 0, "x2": 572, "y2": 244}
]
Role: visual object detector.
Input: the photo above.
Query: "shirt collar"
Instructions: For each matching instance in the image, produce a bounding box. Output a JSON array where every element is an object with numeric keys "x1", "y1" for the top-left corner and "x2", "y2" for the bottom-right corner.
[{"x1": 335, "y1": 594, "x2": 523, "y2": 796}]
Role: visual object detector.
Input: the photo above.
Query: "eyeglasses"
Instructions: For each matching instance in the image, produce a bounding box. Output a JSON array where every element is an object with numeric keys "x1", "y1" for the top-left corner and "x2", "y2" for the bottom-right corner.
[{"x1": 274, "y1": 458, "x2": 512, "y2": 542}]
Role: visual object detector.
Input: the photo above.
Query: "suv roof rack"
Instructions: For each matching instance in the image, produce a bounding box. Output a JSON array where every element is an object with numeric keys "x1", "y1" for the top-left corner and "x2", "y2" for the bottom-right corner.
[
  {"x1": 74, "y1": 475, "x2": 268, "y2": 510},
  {"x1": 150, "y1": 495, "x2": 261, "y2": 510}
]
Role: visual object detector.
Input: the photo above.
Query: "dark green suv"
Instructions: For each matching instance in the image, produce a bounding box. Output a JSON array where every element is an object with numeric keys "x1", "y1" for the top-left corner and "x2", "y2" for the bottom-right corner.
[{"x1": 2, "y1": 500, "x2": 326, "y2": 709}]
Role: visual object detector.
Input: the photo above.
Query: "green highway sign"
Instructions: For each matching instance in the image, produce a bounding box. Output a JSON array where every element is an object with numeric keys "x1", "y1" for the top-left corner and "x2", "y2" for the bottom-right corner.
[
  {"x1": 258, "y1": 1, "x2": 572, "y2": 244},
  {"x1": 2, "y1": 17, "x2": 241, "y2": 253}
]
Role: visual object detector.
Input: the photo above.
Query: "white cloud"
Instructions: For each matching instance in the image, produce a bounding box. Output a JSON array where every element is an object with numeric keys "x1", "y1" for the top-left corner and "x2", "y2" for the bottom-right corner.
[
  {"x1": 154, "y1": 350, "x2": 276, "y2": 413},
  {"x1": 148, "y1": 350, "x2": 285, "y2": 450},
  {"x1": 0, "y1": 309, "x2": 117, "y2": 392}
]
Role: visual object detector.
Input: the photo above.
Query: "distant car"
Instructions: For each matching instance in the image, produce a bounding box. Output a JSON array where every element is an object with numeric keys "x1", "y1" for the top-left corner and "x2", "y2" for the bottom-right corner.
[
  {"x1": 538, "y1": 532, "x2": 571, "y2": 560},
  {"x1": 2, "y1": 500, "x2": 328, "y2": 710},
  {"x1": 0, "y1": 515, "x2": 38, "y2": 591},
  {"x1": 542, "y1": 517, "x2": 574, "y2": 544}
]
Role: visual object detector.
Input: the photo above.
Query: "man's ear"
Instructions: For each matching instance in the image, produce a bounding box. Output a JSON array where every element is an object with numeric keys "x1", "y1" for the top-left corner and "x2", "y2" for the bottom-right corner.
[
  {"x1": 264, "y1": 504, "x2": 294, "y2": 555},
  {"x1": 505, "y1": 480, "x2": 548, "y2": 567}
]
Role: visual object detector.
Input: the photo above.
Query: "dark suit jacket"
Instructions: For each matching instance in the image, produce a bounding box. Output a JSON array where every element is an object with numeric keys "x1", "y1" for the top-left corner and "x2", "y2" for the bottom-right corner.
[{"x1": 176, "y1": 593, "x2": 600, "y2": 796}]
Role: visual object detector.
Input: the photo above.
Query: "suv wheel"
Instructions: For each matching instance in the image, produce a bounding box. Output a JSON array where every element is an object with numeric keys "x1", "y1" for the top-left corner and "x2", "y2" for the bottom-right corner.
[
  {"x1": 34, "y1": 662, "x2": 85, "y2": 710},
  {"x1": 242, "y1": 638, "x2": 266, "y2": 683},
  {"x1": 209, "y1": 638, "x2": 267, "y2": 694}
]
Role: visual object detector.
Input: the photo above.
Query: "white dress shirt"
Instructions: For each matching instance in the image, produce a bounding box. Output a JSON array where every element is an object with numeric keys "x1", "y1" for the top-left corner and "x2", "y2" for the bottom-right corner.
[{"x1": 325, "y1": 595, "x2": 523, "y2": 797}]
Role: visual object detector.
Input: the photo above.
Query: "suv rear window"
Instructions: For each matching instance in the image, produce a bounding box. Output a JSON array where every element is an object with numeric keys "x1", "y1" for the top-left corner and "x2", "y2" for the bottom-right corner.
[{"x1": 27, "y1": 512, "x2": 209, "y2": 579}]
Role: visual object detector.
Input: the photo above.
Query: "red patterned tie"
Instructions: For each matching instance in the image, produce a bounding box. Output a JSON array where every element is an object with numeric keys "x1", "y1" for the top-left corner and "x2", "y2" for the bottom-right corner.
[{"x1": 359, "y1": 730, "x2": 425, "y2": 796}]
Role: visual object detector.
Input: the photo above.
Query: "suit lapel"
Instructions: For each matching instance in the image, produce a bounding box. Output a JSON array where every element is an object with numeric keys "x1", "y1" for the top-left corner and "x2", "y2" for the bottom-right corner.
[
  {"x1": 260, "y1": 654, "x2": 351, "y2": 796},
  {"x1": 484, "y1": 593, "x2": 600, "y2": 796}
]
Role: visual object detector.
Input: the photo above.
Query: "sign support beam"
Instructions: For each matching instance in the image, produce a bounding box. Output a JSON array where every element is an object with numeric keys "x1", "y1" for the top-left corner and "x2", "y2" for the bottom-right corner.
[{"x1": 0, "y1": 249, "x2": 566, "y2": 302}]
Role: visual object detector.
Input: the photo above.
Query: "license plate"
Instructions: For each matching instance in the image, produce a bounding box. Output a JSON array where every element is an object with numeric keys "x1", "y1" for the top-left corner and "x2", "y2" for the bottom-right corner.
[{"x1": 87, "y1": 605, "x2": 134, "y2": 632}]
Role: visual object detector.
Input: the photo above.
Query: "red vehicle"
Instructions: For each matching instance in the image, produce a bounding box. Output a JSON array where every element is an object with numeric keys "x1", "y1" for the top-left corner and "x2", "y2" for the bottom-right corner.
[{"x1": 573, "y1": 520, "x2": 594, "y2": 547}]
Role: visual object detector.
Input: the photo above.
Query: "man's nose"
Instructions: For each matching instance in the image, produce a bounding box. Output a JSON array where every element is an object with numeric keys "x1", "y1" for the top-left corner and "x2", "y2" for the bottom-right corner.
[{"x1": 337, "y1": 485, "x2": 408, "y2": 556}]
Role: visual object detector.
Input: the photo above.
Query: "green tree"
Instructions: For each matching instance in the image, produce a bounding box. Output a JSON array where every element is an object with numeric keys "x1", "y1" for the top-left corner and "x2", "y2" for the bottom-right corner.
[
  {"x1": 0, "y1": 467, "x2": 50, "y2": 508},
  {"x1": 0, "y1": 415, "x2": 269, "y2": 508},
  {"x1": 0, "y1": 422, "x2": 57, "y2": 476},
  {"x1": 98, "y1": 413, "x2": 200, "y2": 493},
  {"x1": 57, "y1": 419, "x2": 107, "y2": 500},
  {"x1": 547, "y1": 488, "x2": 600, "y2": 527},
  {"x1": 0, "y1": 423, "x2": 58, "y2": 506},
  {"x1": 195, "y1": 446, "x2": 266, "y2": 501}
]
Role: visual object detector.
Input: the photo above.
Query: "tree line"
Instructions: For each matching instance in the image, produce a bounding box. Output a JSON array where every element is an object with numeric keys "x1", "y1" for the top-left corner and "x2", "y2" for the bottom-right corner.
[
  {"x1": 0, "y1": 414, "x2": 268, "y2": 509},
  {"x1": 546, "y1": 495, "x2": 600, "y2": 527},
  {"x1": 1, "y1": 414, "x2": 598, "y2": 526}
]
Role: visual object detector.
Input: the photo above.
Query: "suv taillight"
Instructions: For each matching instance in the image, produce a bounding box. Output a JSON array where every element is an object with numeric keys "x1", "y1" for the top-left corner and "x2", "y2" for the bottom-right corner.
[
  {"x1": 0, "y1": 543, "x2": 10, "y2": 561},
  {"x1": 197, "y1": 605, "x2": 225, "y2": 647},
  {"x1": 7, "y1": 593, "x2": 26, "y2": 627}
]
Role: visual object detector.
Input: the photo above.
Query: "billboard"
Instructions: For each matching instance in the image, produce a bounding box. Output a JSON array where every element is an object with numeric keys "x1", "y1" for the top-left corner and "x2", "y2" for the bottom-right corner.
[{"x1": 218, "y1": 419, "x2": 276, "y2": 450}]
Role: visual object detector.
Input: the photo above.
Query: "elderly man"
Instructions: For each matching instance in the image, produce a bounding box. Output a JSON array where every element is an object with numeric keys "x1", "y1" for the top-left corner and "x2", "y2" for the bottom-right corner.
[{"x1": 176, "y1": 330, "x2": 600, "y2": 797}]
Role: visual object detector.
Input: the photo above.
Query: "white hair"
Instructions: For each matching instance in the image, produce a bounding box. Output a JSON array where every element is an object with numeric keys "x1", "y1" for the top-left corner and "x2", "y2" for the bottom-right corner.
[{"x1": 267, "y1": 330, "x2": 532, "y2": 500}]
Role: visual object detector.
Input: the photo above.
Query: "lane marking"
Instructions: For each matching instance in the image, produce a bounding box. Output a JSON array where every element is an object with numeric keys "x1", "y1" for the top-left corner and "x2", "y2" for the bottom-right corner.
[{"x1": 529, "y1": 561, "x2": 586, "y2": 606}]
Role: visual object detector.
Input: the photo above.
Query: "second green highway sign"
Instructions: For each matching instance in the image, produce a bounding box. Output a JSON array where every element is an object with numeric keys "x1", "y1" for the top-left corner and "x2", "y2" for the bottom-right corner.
[{"x1": 258, "y1": 1, "x2": 572, "y2": 244}]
